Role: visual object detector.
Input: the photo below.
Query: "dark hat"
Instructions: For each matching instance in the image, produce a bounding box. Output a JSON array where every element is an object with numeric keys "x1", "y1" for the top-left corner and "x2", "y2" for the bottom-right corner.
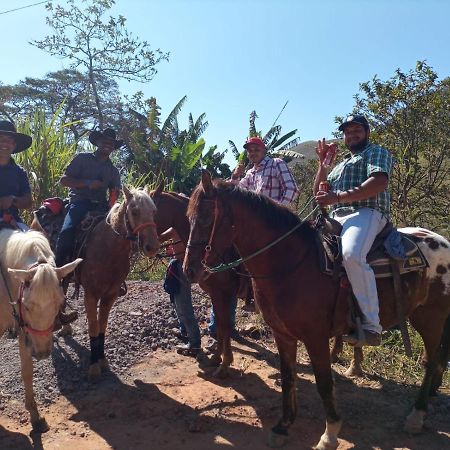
[
  {"x1": 338, "y1": 114, "x2": 370, "y2": 132},
  {"x1": 89, "y1": 128, "x2": 124, "y2": 149},
  {"x1": 0, "y1": 120, "x2": 32, "y2": 153},
  {"x1": 243, "y1": 136, "x2": 266, "y2": 150}
]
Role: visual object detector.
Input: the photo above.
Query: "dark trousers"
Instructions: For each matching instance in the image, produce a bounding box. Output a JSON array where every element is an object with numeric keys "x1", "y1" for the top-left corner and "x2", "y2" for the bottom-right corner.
[
  {"x1": 55, "y1": 200, "x2": 103, "y2": 267},
  {"x1": 171, "y1": 269, "x2": 201, "y2": 348}
]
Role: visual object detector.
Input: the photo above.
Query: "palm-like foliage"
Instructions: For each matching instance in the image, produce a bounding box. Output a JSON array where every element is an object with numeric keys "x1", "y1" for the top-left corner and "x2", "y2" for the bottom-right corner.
[
  {"x1": 124, "y1": 95, "x2": 213, "y2": 193},
  {"x1": 229, "y1": 110, "x2": 302, "y2": 164},
  {"x1": 15, "y1": 104, "x2": 79, "y2": 209}
]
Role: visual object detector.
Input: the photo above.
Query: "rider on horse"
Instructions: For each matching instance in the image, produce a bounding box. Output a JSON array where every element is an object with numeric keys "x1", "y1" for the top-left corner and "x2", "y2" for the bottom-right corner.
[
  {"x1": 314, "y1": 115, "x2": 393, "y2": 346},
  {"x1": 0, "y1": 120, "x2": 33, "y2": 231},
  {"x1": 54, "y1": 128, "x2": 122, "y2": 269}
]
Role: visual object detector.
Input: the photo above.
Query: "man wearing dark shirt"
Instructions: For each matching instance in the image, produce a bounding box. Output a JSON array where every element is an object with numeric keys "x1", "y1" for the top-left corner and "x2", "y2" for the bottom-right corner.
[
  {"x1": 0, "y1": 120, "x2": 32, "y2": 230},
  {"x1": 55, "y1": 128, "x2": 122, "y2": 267}
]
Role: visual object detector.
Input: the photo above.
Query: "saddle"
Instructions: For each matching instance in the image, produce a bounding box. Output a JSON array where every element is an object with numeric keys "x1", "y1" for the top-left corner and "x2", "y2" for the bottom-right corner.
[
  {"x1": 316, "y1": 213, "x2": 429, "y2": 353},
  {"x1": 316, "y1": 215, "x2": 428, "y2": 279},
  {"x1": 33, "y1": 197, "x2": 106, "y2": 259}
]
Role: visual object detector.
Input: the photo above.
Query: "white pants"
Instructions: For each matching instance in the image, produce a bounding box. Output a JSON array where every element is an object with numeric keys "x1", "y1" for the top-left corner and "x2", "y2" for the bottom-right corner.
[{"x1": 332, "y1": 208, "x2": 387, "y2": 334}]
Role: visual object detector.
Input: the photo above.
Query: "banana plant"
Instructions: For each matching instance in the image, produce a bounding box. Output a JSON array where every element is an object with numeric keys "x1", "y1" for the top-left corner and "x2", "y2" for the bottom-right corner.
[{"x1": 229, "y1": 109, "x2": 303, "y2": 165}]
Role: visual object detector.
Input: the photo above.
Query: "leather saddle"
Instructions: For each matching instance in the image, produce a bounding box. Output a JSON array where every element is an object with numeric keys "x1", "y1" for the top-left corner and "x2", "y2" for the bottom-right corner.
[
  {"x1": 33, "y1": 198, "x2": 106, "y2": 258},
  {"x1": 315, "y1": 214, "x2": 428, "y2": 279}
]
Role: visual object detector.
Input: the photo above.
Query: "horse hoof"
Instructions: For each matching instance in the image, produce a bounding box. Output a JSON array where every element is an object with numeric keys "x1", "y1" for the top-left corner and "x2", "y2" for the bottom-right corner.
[
  {"x1": 32, "y1": 417, "x2": 49, "y2": 433},
  {"x1": 267, "y1": 430, "x2": 288, "y2": 448},
  {"x1": 99, "y1": 358, "x2": 110, "y2": 372},
  {"x1": 314, "y1": 437, "x2": 338, "y2": 450},
  {"x1": 404, "y1": 408, "x2": 425, "y2": 434},
  {"x1": 57, "y1": 324, "x2": 73, "y2": 337},
  {"x1": 213, "y1": 365, "x2": 229, "y2": 379},
  {"x1": 207, "y1": 354, "x2": 222, "y2": 367},
  {"x1": 345, "y1": 364, "x2": 363, "y2": 378},
  {"x1": 88, "y1": 363, "x2": 101, "y2": 381}
]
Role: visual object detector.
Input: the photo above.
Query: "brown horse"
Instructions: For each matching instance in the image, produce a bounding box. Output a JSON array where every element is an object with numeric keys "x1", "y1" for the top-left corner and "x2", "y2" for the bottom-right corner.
[
  {"x1": 183, "y1": 172, "x2": 450, "y2": 449},
  {"x1": 0, "y1": 229, "x2": 81, "y2": 432},
  {"x1": 75, "y1": 186, "x2": 160, "y2": 379},
  {"x1": 151, "y1": 187, "x2": 240, "y2": 376}
]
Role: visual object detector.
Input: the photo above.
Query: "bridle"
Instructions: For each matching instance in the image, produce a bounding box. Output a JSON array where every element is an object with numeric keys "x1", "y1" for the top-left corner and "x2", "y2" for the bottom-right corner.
[
  {"x1": 185, "y1": 197, "x2": 220, "y2": 264},
  {"x1": 12, "y1": 262, "x2": 55, "y2": 336},
  {"x1": 197, "y1": 193, "x2": 317, "y2": 275}
]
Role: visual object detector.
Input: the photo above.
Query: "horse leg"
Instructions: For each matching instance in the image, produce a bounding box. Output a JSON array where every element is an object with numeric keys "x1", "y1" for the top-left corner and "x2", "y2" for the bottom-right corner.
[
  {"x1": 97, "y1": 295, "x2": 117, "y2": 372},
  {"x1": 404, "y1": 310, "x2": 447, "y2": 434},
  {"x1": 306, "y1": 337, "x2": 342, "y2": 450},
  {"x1": 214, "y1": 294, "x2": 235, "y2": 378},
  {"x1": 429, "y1": 314, "x2": 450, "y2": 396},
  {"x1": 330, "y1": 336, "x2": 343, "y2": 363},
  {"x1": 84, "y1": 293, "x2": 101, "y2": 380},
  {"x1": 18, "y1": 335, "x2": 49, "y2": 432},
  {"x1": 346, "y1": 347, "x2": 364, "y2": 377},
  {"x1": 267, "y1": 334, "x2": 297, "y2": 448},
  {"x1": 209, "y1": 294, "x2": 233, "y2": 377}
]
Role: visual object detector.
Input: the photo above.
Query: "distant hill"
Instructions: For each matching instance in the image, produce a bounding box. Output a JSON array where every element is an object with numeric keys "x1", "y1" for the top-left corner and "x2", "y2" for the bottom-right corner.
[
  {"x1": 287, "y1": 139, "x2": 343, "y2": 166},
  {"x1": 287, "y1": 140, "x2": 317, "y2": 166}
]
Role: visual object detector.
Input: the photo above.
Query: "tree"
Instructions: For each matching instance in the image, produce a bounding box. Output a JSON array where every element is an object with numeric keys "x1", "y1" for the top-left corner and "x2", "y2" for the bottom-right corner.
[
  {"x1": 228, "y1": 110, "x2": 302, "y2": 167},
  {"x1": 0, "y1": 69, "x2": 122, "y2": 139},
  {"x1": 32, "y1": 0, "x2": 169, "y2": 128},
  {"x1": 341, "y1": 61, "x2": 450, "y2": 234},
  {"x1": 122, "y1": 95, "x2": 230, "y2": 193}
]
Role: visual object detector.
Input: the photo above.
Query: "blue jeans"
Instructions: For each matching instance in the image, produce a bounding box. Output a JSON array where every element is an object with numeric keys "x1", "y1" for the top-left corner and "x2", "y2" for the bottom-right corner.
[
  {"x1": 208, "y1": 296, "x2": 237, "y2": 334},
  {"x1": 55, "y1": 200, "x2": 106, "y2": 267},
  {"x1": 171, "y1": 267, "x2": 201, "y2": 348}
]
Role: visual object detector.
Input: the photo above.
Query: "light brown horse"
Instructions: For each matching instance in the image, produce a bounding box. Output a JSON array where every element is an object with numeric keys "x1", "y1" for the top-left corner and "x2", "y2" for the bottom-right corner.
[
  {"x1": 151, "y1": 187, "x2": 239, "y2": 377},
  {"x1": 75, "y1": 186, "x2": 160, "y2": 379},
  {"x1": 184, "y1": 172, "x2": 450, "y2": 449},
  {"x1": 0, "y1": 229, "x2": 81, "y2": 432}
]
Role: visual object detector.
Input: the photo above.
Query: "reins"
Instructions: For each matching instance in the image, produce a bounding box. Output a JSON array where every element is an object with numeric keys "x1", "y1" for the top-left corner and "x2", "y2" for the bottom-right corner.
[
  {"x1": 202, "y1": 196, "x2": 318, "y2": 274},
  {"x1": 1, "y1": 261, "x2": 55, "y2": 336}
]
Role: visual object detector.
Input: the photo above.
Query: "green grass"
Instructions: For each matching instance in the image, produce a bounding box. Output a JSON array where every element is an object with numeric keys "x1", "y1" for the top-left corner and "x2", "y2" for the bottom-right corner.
[{"x1": 339, "y1": 326, "x2": 449, "y2": 388}]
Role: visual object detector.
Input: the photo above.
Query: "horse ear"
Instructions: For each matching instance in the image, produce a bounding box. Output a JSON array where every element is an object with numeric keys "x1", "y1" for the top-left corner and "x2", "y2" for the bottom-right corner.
[
  {"x1": 201, "y1": 170, "x2": 214, "y2": 196},
  {"x1": 8, "y1": 268, "x2": 35, "y2": 283},
  {"x1": 55, "y1": 258, "x2": 83, "y2": 280},
  {"x1": 123, "y1": 185, "x2": 132, "y2": 202},
  {"x1": 154, "y1": 181, "x2": 164, "y2": 196}
]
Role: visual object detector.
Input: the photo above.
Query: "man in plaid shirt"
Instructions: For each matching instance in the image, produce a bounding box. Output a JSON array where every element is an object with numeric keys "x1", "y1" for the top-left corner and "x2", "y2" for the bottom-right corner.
[
  {"x1": 232, "y1": 136, "x2": 299, "y2": 206},
  {"x1": 314, "y1": 115, "x2": 393, "y2": 347}
]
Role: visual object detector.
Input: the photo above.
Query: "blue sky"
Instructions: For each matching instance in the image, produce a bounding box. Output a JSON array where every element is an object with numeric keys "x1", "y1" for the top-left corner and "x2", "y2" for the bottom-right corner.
[{"x1": 2, "y1": 0, "x2": 450, "y2": 167}]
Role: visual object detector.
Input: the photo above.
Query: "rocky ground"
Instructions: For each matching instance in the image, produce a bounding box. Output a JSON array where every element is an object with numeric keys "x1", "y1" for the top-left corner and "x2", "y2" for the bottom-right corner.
[{"x1": 0, "y1": 281, "x2": 449, "y2": 449}]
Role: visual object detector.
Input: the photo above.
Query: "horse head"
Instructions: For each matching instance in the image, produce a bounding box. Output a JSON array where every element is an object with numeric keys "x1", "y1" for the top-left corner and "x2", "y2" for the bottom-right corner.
[
  {"x1": 123, "y1": 186, "x2": 160, "y2": 257},
  {"x1": 184, "y1": 171, "x2": 235, "y2": 283},
  {"x1": 8, "y1": 258, "x2": 82, "y2": 360}
]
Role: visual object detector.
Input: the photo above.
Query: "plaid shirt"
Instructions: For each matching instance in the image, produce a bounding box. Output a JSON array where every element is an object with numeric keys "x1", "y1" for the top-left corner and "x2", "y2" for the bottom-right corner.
[
  {"x1": 327, "y1": 143, "x2": 393, "y2": 217},
  {"x1": 239, "y1": 156, "x2": 299, "y2": 206}
]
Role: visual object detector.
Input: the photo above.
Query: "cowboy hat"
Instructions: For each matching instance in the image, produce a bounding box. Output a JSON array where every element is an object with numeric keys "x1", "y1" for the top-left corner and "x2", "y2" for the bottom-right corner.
[
  {"x1": 0, "y1": 120, "x2": 32, "y2": 153},
  {"x1": 89, "y1": 128, "x2": 124, "y2": 149}
]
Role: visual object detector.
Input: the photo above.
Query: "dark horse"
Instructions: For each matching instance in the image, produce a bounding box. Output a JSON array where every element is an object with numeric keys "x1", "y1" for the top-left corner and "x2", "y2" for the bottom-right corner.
[
  {"x1": 151, "y1": 187, "x2": 241, "y2": 377},
  {"x1": 183, "y1": 172, "x2": 450, "y2": 449}
]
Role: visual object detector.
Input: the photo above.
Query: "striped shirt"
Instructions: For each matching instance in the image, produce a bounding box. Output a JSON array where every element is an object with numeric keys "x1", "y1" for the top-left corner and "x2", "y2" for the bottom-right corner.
[
  {"x1": 327, "y1": 143, "x2": 393, "y2": 217},
  {"x1": 239, "y1": 156, "x2": 299, "y2": 206}
]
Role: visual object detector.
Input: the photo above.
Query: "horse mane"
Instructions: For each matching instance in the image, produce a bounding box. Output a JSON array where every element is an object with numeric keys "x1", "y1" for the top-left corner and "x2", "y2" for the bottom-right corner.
[
  {"x1": 0, "y1": 229, "x2": 54, "y2": 268},
  {"x1": 188, "y1": 180, "x2": 316, "y2": 240},
  {"x1": 106, "y1": 187, "x2": 157, "y2": 233}
]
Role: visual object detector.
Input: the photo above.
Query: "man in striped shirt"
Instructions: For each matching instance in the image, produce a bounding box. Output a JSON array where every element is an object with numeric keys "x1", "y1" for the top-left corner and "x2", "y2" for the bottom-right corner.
[
  {"x1": 232, "y1": 136, "x2": 299, "y2": 206},
  {"x1": 314, "y1": 115, "x2": 393, "y2": 347}
]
